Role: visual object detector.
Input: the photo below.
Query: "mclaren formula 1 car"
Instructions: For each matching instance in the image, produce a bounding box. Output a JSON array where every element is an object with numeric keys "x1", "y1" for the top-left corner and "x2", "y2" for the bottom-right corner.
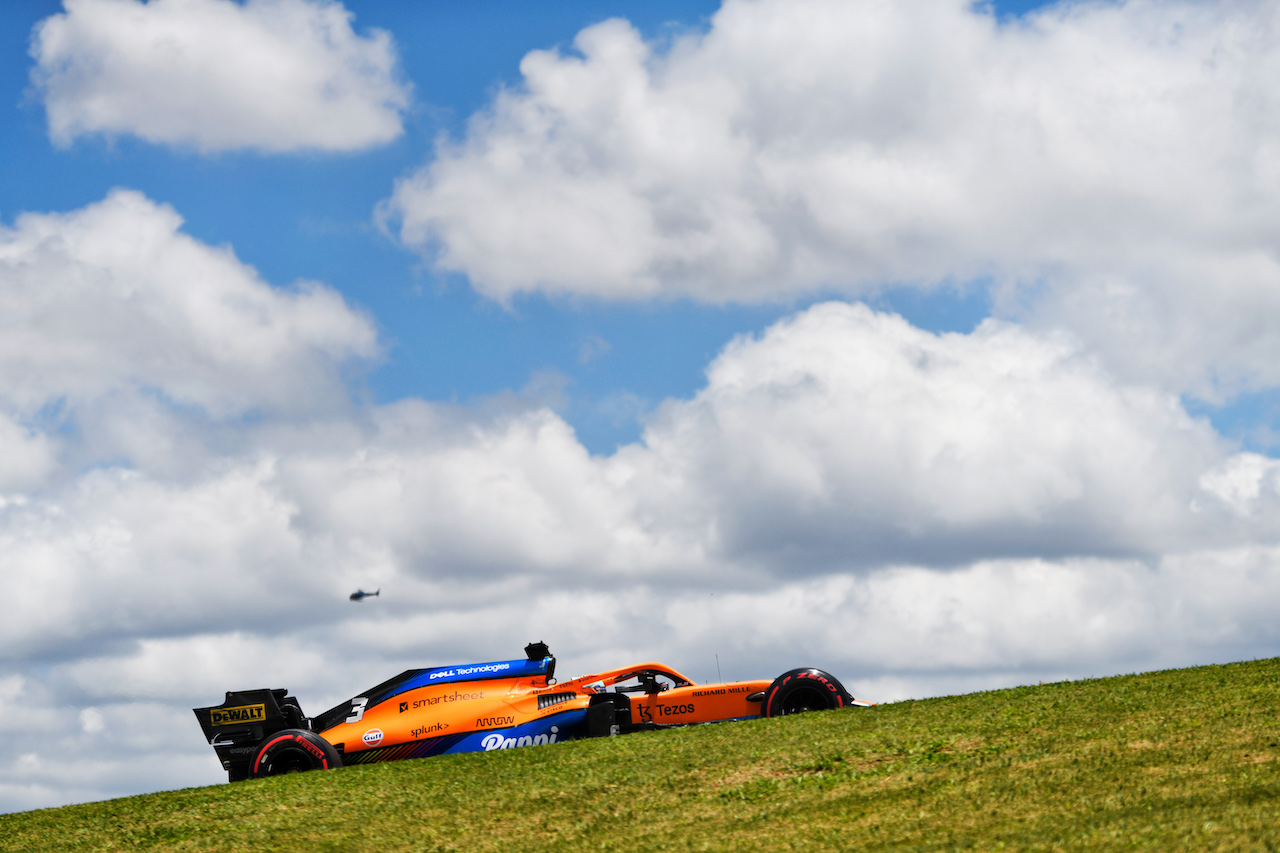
[{"x1": 194, "y1": 643, "x2": 870, "y2": 781}]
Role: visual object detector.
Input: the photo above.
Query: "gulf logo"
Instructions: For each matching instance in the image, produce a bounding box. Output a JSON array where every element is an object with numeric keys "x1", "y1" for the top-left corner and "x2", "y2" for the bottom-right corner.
[{"x1": 362, "y1": 729, "x2": 384, "y2": 747}]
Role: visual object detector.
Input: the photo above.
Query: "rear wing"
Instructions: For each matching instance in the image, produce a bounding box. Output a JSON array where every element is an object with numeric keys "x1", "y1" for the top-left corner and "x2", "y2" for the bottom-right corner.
[{"x1": 192, "y1": 688, "x2": 308, "y2": 781}]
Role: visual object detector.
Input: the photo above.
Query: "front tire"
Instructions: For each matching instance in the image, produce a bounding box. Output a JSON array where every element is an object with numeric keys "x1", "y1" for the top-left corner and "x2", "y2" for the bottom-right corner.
[
  {"x1": 761, "y1": 668, "x2": 849, "y2": 717},
  {"x1": 249, "y1": 729, "x2": 342, "y2": 778}
]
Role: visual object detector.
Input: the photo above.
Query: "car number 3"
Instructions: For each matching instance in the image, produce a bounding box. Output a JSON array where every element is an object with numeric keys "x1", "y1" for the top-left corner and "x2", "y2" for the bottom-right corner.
[{"x1": 346, "y1": 697, "x2": 369, "y2": 724}]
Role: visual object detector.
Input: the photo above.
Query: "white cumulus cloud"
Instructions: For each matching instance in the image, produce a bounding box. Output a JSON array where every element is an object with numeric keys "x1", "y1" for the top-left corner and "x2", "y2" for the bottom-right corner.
[
  {"x1": 385, "y1": 0, "x2": 1280, "y2": 398},
  {"x1": 0, "y1": 189, "x2": 378, "y2": 429},
  {"x1": 31, "y1": 0, "x2": 409, "y2": 152},
  {"x1": 619, "y1": 303, "x2": 1240, "y2": 570}
]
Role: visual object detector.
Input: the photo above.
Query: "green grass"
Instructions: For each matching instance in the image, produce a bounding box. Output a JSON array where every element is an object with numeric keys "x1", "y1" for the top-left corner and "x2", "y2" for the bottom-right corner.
[{"x1": 5, "y1": 659, "x2": 1280, "y2": 851}]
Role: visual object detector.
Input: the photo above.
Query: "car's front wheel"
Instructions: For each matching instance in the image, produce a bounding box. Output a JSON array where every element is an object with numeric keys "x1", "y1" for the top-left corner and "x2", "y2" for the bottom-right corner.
[
  {"x1": 249, "y1": 729, "x2": 342, "y2": 778},
  {"x1": 761, "y1": 668, "x2": 849, "y2": 717}
]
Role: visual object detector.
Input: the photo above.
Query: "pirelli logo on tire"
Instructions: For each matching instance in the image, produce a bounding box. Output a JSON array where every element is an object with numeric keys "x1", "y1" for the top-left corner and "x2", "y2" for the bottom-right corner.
[{"x1": 210, "y1": 704, "x2": 266, "y2": 726}]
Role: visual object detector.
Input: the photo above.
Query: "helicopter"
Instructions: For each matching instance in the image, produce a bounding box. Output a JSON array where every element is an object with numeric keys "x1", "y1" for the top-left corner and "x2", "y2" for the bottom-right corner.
[{"x1": 349, "y1": 589, "x2": 380, "y2": 602}]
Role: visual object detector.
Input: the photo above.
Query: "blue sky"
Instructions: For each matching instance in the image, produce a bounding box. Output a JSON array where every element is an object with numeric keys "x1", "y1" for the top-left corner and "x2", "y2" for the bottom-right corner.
[
  {"x1": 16, "y1": 0, "x2": 1266, "y2": 460},
  {"x1": 3, "y1": 0, "x2": 1047, "y2": 455},
  {"x1": 5, "y1": 0, "x2": 1280, "y2": 815}
]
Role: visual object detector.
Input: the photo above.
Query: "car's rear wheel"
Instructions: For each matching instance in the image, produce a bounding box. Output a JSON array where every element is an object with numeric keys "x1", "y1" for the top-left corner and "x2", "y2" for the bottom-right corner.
[
  {"x1": 761, "y1": 668, "x2": 849, "y2": 717},
  {"x1": 249, "y1": 729, "x2": 342, "y2": 778}
]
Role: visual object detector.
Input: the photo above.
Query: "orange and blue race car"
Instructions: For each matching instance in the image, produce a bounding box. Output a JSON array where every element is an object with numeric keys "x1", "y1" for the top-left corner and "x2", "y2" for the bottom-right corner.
[{"x1": 193, "y1": 643, "x2": 872, "y2": 781}]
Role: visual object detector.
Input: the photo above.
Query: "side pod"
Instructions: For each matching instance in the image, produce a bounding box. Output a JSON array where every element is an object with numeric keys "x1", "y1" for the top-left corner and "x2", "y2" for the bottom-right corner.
[
  {"x1": 586, "y1": 693, "x2": 627, "y2": 737},
  {"x1": 193, "y1": 688, "x2": 309, "y2": 782}
]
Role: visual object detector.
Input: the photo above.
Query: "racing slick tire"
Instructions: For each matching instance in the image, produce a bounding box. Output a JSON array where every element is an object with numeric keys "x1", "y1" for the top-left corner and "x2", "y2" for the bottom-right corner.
[
  {"x1": 761, "y1": 668, "x2": 849, "y2": 717},
  {"x1": 249, "y1": 729, "x2": 343, "y2": 778}
]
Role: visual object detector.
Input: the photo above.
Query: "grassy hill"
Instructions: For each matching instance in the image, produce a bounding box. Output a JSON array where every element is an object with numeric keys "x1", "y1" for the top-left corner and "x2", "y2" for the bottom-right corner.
[{"x1": 3, "y1": 658, "x2": 1280, "y2": 852}]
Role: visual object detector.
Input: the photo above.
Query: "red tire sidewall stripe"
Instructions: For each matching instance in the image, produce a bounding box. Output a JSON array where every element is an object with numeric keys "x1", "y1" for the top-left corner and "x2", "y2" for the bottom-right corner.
[{"x1": 762, "y1": 675, "x2": 789, "y2": 715}]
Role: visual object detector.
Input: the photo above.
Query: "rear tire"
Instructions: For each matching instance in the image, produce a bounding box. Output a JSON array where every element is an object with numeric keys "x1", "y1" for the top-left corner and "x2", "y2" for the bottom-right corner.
[
  {"x1": 249, "y1": 729, "x2": 342, "y2": 778},
  {"x1": 761, "y1": 668, "x2": 849, "y2": 717}
]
